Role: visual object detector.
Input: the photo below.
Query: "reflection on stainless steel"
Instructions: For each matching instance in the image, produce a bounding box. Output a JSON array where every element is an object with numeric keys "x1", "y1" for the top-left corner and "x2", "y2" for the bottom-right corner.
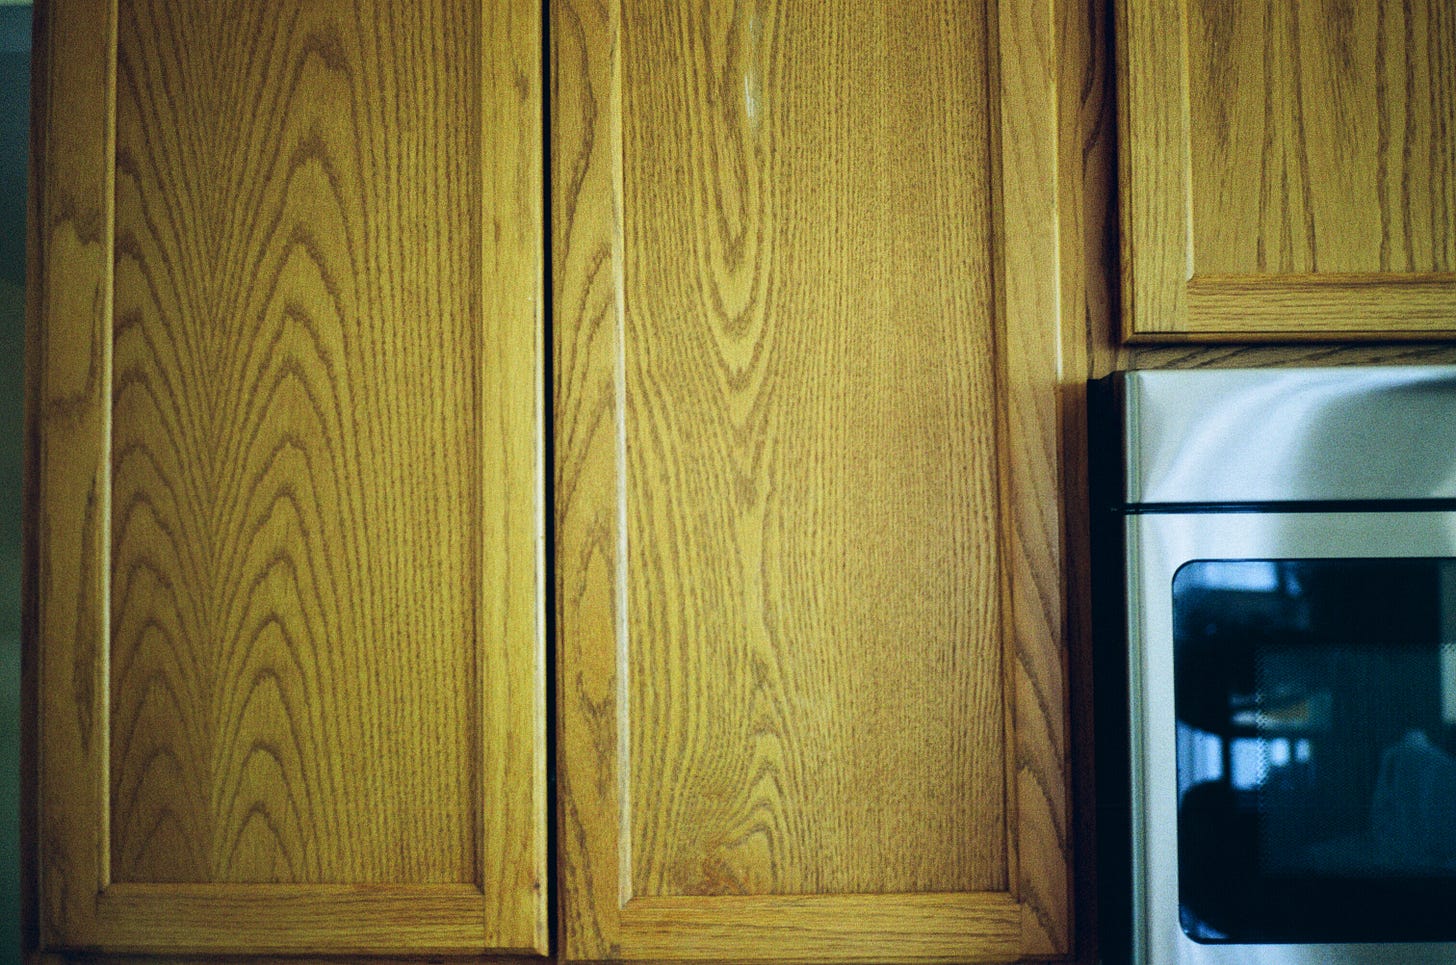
[
  {"x1": 1125, "y1": 367, "x2": 1456, "y2": 504},
  {"x1": 1108, "y1": 367, "x2": 1456, "y2": 965},
  {"x1": 1130, "y1": 512, "x2": 1456, "y2": 965}
]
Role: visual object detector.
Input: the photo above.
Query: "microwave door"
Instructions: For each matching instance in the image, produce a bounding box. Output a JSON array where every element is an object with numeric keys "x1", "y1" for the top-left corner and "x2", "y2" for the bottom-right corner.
[{"x1": 1127, "y1": 510, "x2": 1456, "y2": 965}]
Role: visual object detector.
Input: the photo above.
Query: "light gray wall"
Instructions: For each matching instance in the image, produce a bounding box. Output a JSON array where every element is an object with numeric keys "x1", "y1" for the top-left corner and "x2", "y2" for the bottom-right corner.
[{"x1": 0, "y1": 5, "x2": 29, "y2": 963}]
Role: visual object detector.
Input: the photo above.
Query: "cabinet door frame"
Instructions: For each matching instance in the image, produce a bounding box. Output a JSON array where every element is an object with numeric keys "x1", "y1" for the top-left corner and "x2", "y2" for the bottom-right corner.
[
  {"x1": 551, "y1": 0, "x2": 1071, "y2": 959},
  {"x1": 25, "y1": 0, "x2": 548, "y2": 955},
  {"x1": 1118, "y1": 0, "x2": 1456, "y2": 342}
]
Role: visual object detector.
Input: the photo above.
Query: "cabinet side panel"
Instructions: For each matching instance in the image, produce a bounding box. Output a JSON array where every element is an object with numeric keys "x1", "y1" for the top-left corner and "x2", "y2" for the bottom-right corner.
[
  {"x1": 620, "y1": 0, "x2": 1007, "y2": 899},
  {"x1": 107, "y1": 0, "x2": 480, "y2": 886}
]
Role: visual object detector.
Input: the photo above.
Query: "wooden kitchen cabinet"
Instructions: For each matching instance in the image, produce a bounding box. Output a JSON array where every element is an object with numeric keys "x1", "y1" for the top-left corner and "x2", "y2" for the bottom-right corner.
[
  {"x1": 31, "y1": 0, "x2": 1088, "y2": 959},
  {"x1": 1118, "y1": 0, "x2": 1456, "y2": 341},
  {"x1": 553, "y1": 0, "x2": 1072, "y2": 961},
  {"x1": 27, "y1": 0, "x2": 547, "y2": 956}
]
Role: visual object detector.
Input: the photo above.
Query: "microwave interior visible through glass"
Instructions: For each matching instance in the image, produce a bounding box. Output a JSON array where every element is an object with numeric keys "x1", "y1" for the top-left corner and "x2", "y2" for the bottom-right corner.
[{"x1": 1172, "y1": 558, "x2": 1456, "y2": 945}]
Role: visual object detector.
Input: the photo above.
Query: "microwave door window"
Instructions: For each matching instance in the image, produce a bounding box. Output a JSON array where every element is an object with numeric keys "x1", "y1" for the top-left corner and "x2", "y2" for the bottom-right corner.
[{"x1": 1172, "y1": 558, "x2": 1456, "y2": 945}]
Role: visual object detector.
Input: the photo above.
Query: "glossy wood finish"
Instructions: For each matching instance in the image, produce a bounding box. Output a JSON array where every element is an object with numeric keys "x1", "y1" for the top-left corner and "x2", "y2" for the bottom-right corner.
[
  {"x1": 29, "y1": 0, "x2": 547, "y2": 954},
  {"x1": 554, "y1": 0, "x2": 1070, "y2": 959},
  {"x1": 1118, "y1": 0, "x2": 1456, "y2": 340}
]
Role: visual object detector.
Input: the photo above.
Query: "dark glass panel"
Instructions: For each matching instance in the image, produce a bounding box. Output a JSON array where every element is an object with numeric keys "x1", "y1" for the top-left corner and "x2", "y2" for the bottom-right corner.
[{"x1": 1173, "y1": 559, "x2": 1456, "y2": 944}]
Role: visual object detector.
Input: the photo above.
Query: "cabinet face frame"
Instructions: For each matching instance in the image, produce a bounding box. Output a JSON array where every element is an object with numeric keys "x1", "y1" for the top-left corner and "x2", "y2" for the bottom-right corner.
[
  {"x1": 1117, "y1": 0, "x2": 1456, "y2": 342},
  {"x1": 26, "y1": 0, "x2": 548, "y2": 955},
  {"x1": 551, "y1": 0, "x2": 1071, "y2": 960}
]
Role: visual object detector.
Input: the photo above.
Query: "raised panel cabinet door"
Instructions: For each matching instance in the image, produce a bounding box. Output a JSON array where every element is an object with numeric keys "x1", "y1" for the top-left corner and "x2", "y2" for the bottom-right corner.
[
  {"x1": 1119, "y1": 0, "x2": 1456, "y2": 341},
  {"x1": 553, "y1": 0, "x2": 1071, "y2": 960},
  {"x1": 27, "y1": 0, "x2": 547, "y2": 955}
]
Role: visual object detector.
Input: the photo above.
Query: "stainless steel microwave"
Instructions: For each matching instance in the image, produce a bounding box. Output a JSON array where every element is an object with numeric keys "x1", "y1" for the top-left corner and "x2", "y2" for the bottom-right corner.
[{"x1": 1091, "y1": 368, "x2": 1456, "y2": 965}]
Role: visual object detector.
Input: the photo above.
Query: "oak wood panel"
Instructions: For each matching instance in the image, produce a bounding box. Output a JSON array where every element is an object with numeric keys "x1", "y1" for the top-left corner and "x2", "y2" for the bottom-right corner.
[
  {"x1": 30, "y1": 0, "x2": 116, "y2": 949},
  {"x1": 86, "y1": 884, "x2": 493, "y2": 956},
  {"x1": 1118, "y1": 0, "x2": 1456, "y2": 340},
  {"x1": 1183, "y1": 274, "x2": 1456, "y2": 338},
  {"x1": 1116, "y1": 0, "x2": 1188, "y2": 340},
  {"x1": 1188, "y1": 0, "x2": 1455, "y2": 278},
  {"x1": 33, "y1": 956, "x2": 549, "y2": 965},
  {"x1": 998, "y1": 0, "x2": 1072, "y2": 952},
  {"x1": 1099, "y1": 341, "x2": 1456, "y2": 374},
  {"x1": 31, "y1": 0, "x2": 547, "y2": 954},
  {"x1": 620, "y1": 0, "x2": 1004, "y2": 900},
  {"x1": 109, "y1": 0, "x2": 480, "y2": 887},
  {"x1": 479, "y1": 0, "x2": 551, "y2": 950},
  {"x1": 554, "y1": 0, "x2": 1071, "y2": 959},
  {"x1": 616, "y1": 894, "x2": 1024, "y2": 963}
]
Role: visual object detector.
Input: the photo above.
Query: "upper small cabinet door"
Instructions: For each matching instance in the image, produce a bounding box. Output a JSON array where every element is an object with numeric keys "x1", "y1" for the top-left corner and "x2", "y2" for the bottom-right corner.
[
  {"x1": 553, "y1": 0, "x2": 1070, "y2": 961},
  {"x1": 1119, "y1": 0, "x2": 1456, "y2": 341},
  {"x1": 31, "y1": 0, "x2": 546, "y2": 955}
]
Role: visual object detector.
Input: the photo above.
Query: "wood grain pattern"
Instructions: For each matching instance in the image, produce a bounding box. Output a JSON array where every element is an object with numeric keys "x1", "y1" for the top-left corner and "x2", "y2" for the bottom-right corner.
[
  {"x1": 1119, "y1": 0, "x2": 1456, "y2": 340},
  {"x1": 1184, "y1": 274, "x2": 1456, "y2": 337},
  {"x1": 1116, "y1": 0, "x2": 1188, "y2": 340},
  {"x1": 32, "y1": 0, "x2": 547, "y2": 954},
  {"x1": 109, "y1": 0, "x2": 479, "y2": 887},
  {"x1": 479, "y1": 0, "x2": 551, "y2": 951},
  {"x1": 32, "y1": 954, "x2": 550, "y2": 965},
  {"x1": 616, "y1": 893, "x2": 1024, "y2": 963},
  {"x1": 621, "y1": 0, "x2": 1004, "y2": 900},
  {"x1": 1188, "y1": 0, "x2": 1455, "y2": 277},
  {"x1": 998, "y1": 0, "x2": 1072, "y2": 952},
  {"x1": 555, "y1": 0, "x2": 1070, "y2": 959},
  {"x1": 552, "y1": 0, "x2": 626, "y2": 952},
  {"x1": 30, "y1": 0, "x2": 116, "y2": 950},
  {"x1": 86, "y1": 884, "x2": 496, "y2": 956},
  {"x1": 1099, "y1": 340, "x2": 1456, "y2": 373}
]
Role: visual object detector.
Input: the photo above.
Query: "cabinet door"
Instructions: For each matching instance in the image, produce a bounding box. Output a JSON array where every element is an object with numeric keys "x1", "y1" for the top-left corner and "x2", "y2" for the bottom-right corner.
[
  {"x1": 1119, "y1": 0, "x2": 1456, "y2": 341},
  {"x1": 28, "y1": 0, "x2": 547, "y2": 955},
  {"x1": 553, "y1": 0, "x2": 1070, "y2": 960}
]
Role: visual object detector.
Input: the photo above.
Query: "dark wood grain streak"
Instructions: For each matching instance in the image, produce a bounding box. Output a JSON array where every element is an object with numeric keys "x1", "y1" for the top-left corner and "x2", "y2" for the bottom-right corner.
[{"x1": 21, "y1": 0, "x2": 40, "y2": 939}]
